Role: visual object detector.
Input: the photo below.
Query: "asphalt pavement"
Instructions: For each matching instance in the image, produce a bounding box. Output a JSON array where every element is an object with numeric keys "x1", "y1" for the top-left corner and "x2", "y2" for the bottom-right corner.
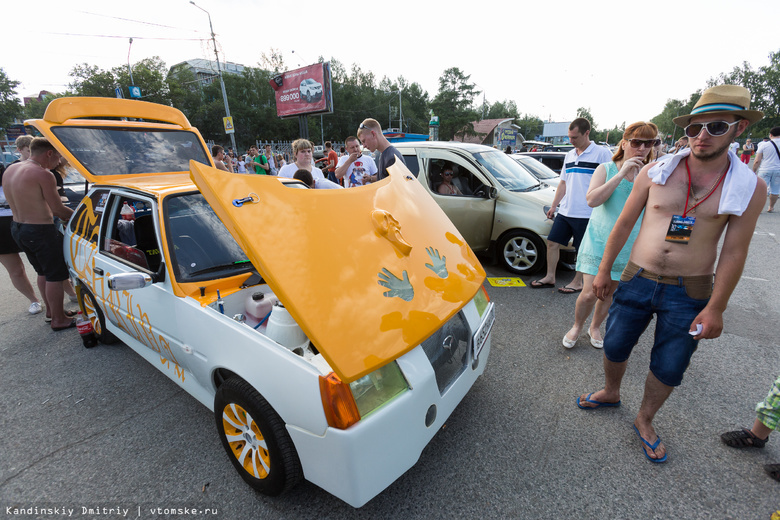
[{"x1": 1, "y1": 206, "x2": 779, "y2": 520}]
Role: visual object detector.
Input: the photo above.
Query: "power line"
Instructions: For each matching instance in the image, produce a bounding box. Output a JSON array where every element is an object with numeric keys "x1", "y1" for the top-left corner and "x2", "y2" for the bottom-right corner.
[
  {"x1": 42, "y1": 32, "x2": 208, "y2": 42},
  {"x1": 76, "y1": 10, "x2": 207, "y2": 34}
]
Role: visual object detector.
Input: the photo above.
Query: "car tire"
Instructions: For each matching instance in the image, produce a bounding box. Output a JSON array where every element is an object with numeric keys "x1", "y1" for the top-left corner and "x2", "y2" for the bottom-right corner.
[
  {"x1": 305, "y1": 92, "x2": 311, "y2": 103},
  {"x1": 214, "y1": 377, "x2": 303, "y2": 496},
  {"x1": 498, "y1": 230, "x2": 546, "y2": 275},
  {"x1": 79, "y1": 285, "x2": 118, "y2": 344}
]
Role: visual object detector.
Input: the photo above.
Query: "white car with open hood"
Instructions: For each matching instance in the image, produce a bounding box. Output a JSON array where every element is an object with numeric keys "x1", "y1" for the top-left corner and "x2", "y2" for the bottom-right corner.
[{"x1": 29, "y1": 97, "x2": 495, "y2": 508}]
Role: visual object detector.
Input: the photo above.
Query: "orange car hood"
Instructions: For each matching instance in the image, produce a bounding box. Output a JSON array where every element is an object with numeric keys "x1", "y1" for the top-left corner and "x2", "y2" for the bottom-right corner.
[{"x1": 190, "y1": 161, "x2": 486, "y2": 382}]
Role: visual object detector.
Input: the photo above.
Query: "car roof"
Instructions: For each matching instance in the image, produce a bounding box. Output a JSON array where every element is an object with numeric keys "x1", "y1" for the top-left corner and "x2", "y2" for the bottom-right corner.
[
  {"x1": 393, "y1": 141, "x2": 499, "y2": 153},
  {"x1": 518, "y1": 151, "x2": 568, "y2": 156}
]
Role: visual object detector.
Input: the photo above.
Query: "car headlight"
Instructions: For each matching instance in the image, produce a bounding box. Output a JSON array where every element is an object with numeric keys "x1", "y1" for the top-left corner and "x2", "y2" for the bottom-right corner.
[
  {"x1": 319, "y1": 362, "x2": 409, "y2": 429},
  {"x1": 349, "y1": 361, "x2": 408, "y2": 417},
  {"x1": 473, "y1": 285, "x2": 491, "y2": 317}
]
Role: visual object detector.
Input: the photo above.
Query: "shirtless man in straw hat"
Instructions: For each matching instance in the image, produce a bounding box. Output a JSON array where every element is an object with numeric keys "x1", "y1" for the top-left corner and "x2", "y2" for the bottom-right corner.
[{"x1": 577, "y1": 85, "x2": 766, "y2": 463}]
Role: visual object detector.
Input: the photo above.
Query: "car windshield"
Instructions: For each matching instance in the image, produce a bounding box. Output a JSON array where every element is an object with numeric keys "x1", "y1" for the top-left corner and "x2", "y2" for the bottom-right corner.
[
  {"x1": 62, "y1": 165, "x2": 87, "y2": 185},
  {"x1": 473, "y1": 150, "x2": 540, "y2": 191},
  {"x1": 165, "y1": 193, "x2": 253, "y2": 282},
  {"x1": 50, "y1": 126, "x2": 211, "y2": 176},
  {"x1": 513, "y1": 156, "x2": 558, "y2": 180}
]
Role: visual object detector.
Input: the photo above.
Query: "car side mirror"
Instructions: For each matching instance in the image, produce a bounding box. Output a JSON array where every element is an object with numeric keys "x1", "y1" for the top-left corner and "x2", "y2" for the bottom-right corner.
[
  {"x1": 108, "y1": 272, "x2": 153, "y2": 291},
  {"x1": 154, "y1": 263, "x2": 166, "y2": 283},
  {"x1": 489, "y1": 187, "x2": 499, "y2": 199}
]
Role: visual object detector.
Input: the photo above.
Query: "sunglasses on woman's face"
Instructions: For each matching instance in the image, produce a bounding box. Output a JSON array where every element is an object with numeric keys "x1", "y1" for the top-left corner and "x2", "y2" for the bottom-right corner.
[
  {"x1": 628, "y1": 139, "x2": 661, "y2": 148},
  {"x1": 684, "y1": 120, "x2": 740, "y2": 138}
]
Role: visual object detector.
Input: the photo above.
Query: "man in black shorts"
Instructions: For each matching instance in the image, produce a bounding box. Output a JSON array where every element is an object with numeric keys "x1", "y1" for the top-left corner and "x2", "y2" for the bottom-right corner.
[
  {"x1": 530, "y1": 118, "x2": 612, "y2": 293},
  {"x1": 4, "y1": 137, "x2": 75, "y2": 330}
]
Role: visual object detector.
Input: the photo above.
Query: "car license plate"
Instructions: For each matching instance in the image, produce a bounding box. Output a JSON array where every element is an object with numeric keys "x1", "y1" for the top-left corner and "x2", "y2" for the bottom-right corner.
[{"x1": 472, "y1": 302, "x2": 495, "y2": 360}]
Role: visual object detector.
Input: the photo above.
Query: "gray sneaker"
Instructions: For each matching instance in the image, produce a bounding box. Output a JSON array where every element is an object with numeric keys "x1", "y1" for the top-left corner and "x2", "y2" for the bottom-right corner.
[{"x1": 28, "y1": 302, "x2": 42, "y2": 315}]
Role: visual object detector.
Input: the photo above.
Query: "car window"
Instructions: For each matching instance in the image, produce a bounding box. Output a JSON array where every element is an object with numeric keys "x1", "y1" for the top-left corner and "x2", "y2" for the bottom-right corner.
[
  {"x1": 473, "y1": 151, "x2": 540, "y2": 191},
  {"x1": 100, "y1": 195, "x2": 161, "y2": 273},
  {"x1": 425, "y1": 156, "x2": 487, "y2": 197},
  {"x1": 515, "y1": 157, "x2": 558, "y2": 180},
  {"x1": 164, "y1": 192, "x2": 252, "y2": 282},
  {"x1": 50, "y1": 126, "x2": 211, "y2": 176},
  {"x1": 69, "y1": 189, "x2": 108, "y2": 245},
  {"x1": 541, "y1": 157, "x2": 564, "y2": 172},
  {"x1": 402, "y1": 154, "x2": 419, "y2": 177}
]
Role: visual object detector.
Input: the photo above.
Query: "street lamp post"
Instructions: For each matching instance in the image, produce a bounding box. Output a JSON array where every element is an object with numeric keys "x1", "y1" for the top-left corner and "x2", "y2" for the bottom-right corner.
[
  {"x1": 190, "y1": 1, "x2": 237, "y2": 153},
  {"x1": 398, "y1": 89, "x2": 403, "y2": 132},
  {"x1": 127, "y1": 38, "x2": 135, "y2": 87}
]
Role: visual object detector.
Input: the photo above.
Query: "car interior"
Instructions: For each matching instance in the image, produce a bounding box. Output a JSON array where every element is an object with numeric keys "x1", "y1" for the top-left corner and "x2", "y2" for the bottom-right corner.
[
  {"x1": 101, "y1": 196, "x2": 160, "y2": 273},
  {"x1": 427, "y1": 159, "x2": 485, "y2": 197},
  {"x1": 165, "y1": 194, "x2": 250, "y2": 282}
]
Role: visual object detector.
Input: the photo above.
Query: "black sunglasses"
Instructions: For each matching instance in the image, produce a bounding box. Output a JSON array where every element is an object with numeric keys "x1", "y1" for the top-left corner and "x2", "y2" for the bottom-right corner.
[
  {"x1": 684, "y1": 120, "x2": 740, "y2": 138},
  {"x1": 628, "y1": 139, "x2": 661, "y2": 148}
]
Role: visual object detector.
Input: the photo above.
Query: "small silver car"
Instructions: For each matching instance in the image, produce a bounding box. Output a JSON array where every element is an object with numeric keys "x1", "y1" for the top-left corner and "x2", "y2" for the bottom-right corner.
[{"x1": 395, "y1": 142, "x2": 570, "y2": 275}]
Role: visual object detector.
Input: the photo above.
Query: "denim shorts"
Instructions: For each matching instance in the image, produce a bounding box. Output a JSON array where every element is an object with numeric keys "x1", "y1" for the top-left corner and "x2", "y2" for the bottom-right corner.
[
  {"x1": 759, "y1": 170, "x2": 780, "y2": 195},
  {"x1": 603, "y1": 263, "x2": 712, "y2": 387}
]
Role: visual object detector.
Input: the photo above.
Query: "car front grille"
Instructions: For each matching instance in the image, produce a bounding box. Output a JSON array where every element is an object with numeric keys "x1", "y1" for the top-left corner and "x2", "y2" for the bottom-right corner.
[{"x1": 421, "y1": 312, "x2": 471, "y2": 395}]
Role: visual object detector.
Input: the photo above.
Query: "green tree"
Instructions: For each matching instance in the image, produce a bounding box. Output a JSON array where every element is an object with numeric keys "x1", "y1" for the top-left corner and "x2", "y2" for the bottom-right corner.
[
  {"x1": 515, "y1": 114, "x2": 544, "y2": 141},
  {"x1": 68, "y1": 63, "x2": 117, "y2": 97},
  {"x1": 401, "y1": 81, "x2": 430, "y2": 134},
  {"x1": 0, "y1": 68, "x2": 23, "y2": 137},
  {"x1": 486, "y1": 99, "x2": 520, "y2": 120},
  {"x1": 68, "y1": 57, "x2": 171, "y2": 104},
  {"x1": 430, "y1": 67, "x2": 480, "y2": 141},
  {"x1": 709, "y1": 49, "x2": 780, "y2": 136},
  {"x1": 112, "y1": 56, "x2": 171, "y2": 105},
  {"x1": 651, "y1": 93, "x2": 700, "y2": 145},
  {"x1": 167, "y1": 64, "x2": 202, "y2": 118},
  {"x1": 259, "y1": 48, "x2": 286, "y2": 75},
  {"x1": 576, "y1": 107, "x2": 596, "y2": 127}
]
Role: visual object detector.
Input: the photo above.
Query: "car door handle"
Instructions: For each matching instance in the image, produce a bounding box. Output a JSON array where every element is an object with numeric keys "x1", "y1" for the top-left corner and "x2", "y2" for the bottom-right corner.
[{"x1": 94, "y1": 267, "x2": 104, "y2": 275}]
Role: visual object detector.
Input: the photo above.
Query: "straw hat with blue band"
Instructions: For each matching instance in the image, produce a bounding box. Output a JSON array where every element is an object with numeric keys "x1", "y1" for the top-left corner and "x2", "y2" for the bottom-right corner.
[{"x1": 673, "y1": 84, "x2": 764, "y2": 127}]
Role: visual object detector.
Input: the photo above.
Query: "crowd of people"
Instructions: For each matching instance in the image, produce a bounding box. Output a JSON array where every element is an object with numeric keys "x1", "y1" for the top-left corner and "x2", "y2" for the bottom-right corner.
[
  {"x1": 1, "y1": 89, "x2": 778, "y2": 484},
  {"x1": 207, "y1": 118, "x2": 404, "y2": 191}
]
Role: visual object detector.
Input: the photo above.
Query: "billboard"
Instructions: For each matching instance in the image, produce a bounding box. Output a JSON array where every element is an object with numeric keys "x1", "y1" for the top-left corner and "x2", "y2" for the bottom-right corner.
[
  {"x1": 497, "y1": 128, "x2": 517, "y2": 149},
  {"x1": 269, "y1": 62, "x2": 333, "y2": 118}
]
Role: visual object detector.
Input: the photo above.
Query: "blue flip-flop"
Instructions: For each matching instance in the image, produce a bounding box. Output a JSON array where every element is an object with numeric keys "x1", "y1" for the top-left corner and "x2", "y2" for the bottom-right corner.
[
  {"x1": 633, "y1": 424, "x2": 668, "y2": 463},
  {"x1": 576, "y1": 392, "x2": 621, "y2": 410}
]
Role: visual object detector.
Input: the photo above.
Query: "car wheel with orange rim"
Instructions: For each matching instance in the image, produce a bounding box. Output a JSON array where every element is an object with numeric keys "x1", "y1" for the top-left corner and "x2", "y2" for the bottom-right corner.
[
  {"x1": 78, "y1": 285, "x2": 117, "y2": 344},
  {"x1": 214, "y1": 377, "x2": 302, "y2": 496}
]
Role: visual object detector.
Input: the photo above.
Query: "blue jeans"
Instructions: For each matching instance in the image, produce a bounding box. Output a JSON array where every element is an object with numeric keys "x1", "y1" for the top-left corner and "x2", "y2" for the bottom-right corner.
[{"x1": 603, "y1": 264, "x2": 712, "y2": 387}]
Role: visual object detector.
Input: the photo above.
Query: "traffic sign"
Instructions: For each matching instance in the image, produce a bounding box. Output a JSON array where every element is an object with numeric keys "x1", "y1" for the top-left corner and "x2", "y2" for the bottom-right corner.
[
  {"x1": 115, "y1": 87, "x2": 123, "y2": 99},
  {"x1": 223, "y1": 116, "x2": 235, "y2": 134},
  {"x1": 129, "y1": 86, "x2": 142, "y2": 99}
]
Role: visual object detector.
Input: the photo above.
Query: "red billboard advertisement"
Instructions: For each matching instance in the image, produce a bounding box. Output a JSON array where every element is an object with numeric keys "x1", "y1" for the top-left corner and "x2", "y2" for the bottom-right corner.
[{"x1": 269, "y1": 62, "x2": 333, "y2": 118}]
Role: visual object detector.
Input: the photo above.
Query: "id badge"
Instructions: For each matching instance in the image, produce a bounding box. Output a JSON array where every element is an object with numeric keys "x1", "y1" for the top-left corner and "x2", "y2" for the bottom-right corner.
[{"x1": 665, "y1": 215, "x2": 695, "y2": 244}]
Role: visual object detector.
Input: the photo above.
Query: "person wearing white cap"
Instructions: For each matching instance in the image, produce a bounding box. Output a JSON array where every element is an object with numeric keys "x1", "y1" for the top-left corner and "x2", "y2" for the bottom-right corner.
[{"x1": 577, "y1": 84, "x2": 766, "y2": 464}]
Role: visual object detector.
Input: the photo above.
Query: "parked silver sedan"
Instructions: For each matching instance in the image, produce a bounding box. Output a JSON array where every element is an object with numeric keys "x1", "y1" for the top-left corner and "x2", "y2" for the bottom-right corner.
[{"x1": 510, "y1": 154, "x2": 561, "y2": 189}]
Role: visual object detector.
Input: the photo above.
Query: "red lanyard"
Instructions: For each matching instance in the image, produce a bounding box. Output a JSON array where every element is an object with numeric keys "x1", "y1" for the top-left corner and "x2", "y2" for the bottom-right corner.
[{"x1": 683, "y1": 158, "x2": 727, "y2": 217}]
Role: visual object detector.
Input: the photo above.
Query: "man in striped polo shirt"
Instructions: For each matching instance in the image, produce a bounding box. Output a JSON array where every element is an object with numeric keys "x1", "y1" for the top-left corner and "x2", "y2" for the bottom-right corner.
[{"x1": 530, "y1": 118, "x2": 612, "y2": 293}]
